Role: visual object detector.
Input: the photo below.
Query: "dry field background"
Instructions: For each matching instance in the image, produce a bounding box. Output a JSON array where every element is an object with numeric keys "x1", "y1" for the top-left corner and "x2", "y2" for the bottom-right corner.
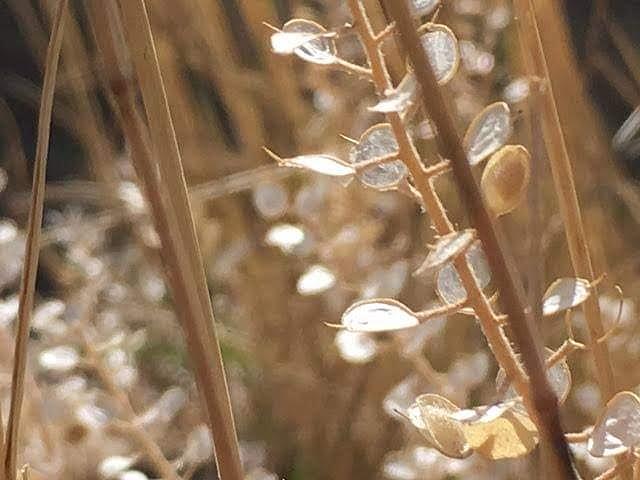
[{"x1": 0, "y1": 0, "x2": 640, "y2": 479}]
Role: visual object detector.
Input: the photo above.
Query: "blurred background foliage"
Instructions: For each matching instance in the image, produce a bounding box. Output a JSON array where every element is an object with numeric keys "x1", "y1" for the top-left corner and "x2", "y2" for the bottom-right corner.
[{"x1": 0, "y1": 0, "x2": 640, "y2": 479}]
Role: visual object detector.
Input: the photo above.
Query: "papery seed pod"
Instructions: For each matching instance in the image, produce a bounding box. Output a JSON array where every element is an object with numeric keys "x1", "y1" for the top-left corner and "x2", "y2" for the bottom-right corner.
[
  {"x1": 280, "y1": 19, "x2": 337, "y2": 65},
  {"x1": 349, "y1": 124, "x2": 406, "y2": 189},
  {"x1": 416, "y1": 24, "x2": 460, "y2": 85},
  {"x1": 588, "y1": 391, "x2": 640, "y2": 457},
  {"x1": 480, "y1": 145, "x2": 531, "y2": 217},
  {"x1": 463, "y1": 102, "x2": 512, "y2": 165}
]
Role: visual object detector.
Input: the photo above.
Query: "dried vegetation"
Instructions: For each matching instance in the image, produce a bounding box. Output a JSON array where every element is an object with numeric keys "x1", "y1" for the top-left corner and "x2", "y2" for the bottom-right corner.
[{"x1": 1, "y1": 0, "x2": 640, "y2": 479}]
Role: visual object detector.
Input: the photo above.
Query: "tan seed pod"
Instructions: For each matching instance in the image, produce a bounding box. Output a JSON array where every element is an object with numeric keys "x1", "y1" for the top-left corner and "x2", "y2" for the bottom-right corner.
[{"x1": 480, "y1": 145, "x2": 531, "y2": 216}]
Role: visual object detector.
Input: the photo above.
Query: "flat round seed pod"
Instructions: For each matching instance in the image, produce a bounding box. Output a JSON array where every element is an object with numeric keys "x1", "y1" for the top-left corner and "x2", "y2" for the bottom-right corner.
[
  {"x1": 272, "y1": 152, "x2": 355, "y2": 177},
  {"x1": 450, "y1": 399, "x2": 519, "y2": 425},
  {"x1": 481, "y1": 145, "x2": 531, "y2": 216},
  {"x1": 282, "y1": 19, "x2": 336, "y2": 65},
  {"x1": 341, "y1": 298, "x2": 419, "y2": 332},
  {"x1": 349, "y1": 124, "x2": 407, "y2": 189},
  {"x1": 411, "y1": 0, "x2": 440, "y2": 17},
  {"x1": 407, "y1": 401, "x2": 429, "y2": 432},
  {"x1": 414, "y1": 394, "x2": 472, "y2": 459},
  {"x1": 414, "y1": 230, "x2": 475, "y2": 276},
  {"x1": 296, "y1": 264, "x2": 336, "y2": 295},
  {"x1": 542, "y1": 277, "x2": 591, "y2": 316},
  {"x1": 381, "y1": 450, "x2": 419, "y2": 480},
  {"x1": 417, "y1": 24, "x2": 460, "y2": 84},
  {"x1": 496, "y1": 347, "x2": 572, "y2": 405},
  {"x1": 39, "y1": 345, "x2": 80, "y2": 372},
  {"x1": 369, "y1": 73, "x2": 418, "y2": 114},
  {"x1": 99, "y1": 456, "x2": 137, "y2": 479},
  {"x1": 588, "y1": 391, "x2": 640, "y2": 457},
  {"x1": 271, "y1": 31, "x2": 332, "y2": 55},
  {"x1": 265, "y1": 224, "x2": 305, "y2": 253},
  {"x1": 334, "y1": 330, "x2": 378, "y2": 364},
  {"x1": 463, "y1": 102, "x2": 512, "y2": 165},
  {"x1": 462, "y1": 407, "x2": 538, "y2": 460},
  {"x1": 436, "y1": 241, "x2": 491, "y2": 305}
]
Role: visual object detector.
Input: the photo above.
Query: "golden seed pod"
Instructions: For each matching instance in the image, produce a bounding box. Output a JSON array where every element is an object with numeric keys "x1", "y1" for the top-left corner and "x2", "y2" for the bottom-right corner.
[{"x1": 480, "y1": 145, "x2": 531, "y2": 217}]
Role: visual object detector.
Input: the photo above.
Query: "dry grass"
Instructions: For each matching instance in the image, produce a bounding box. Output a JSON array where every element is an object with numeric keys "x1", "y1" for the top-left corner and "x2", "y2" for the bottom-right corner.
[
  {"x1": 0, "y1": 0, "x2": 639, "y2": 479},
  {"x1": 4, "y1": 2, "x2": 68, "y2": 478}
]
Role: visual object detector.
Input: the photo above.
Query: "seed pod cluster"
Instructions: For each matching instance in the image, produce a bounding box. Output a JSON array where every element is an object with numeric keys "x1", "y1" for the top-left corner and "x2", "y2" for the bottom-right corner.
[{"x1": 480, "y1": 145, "x2": 531, "y2": 217}]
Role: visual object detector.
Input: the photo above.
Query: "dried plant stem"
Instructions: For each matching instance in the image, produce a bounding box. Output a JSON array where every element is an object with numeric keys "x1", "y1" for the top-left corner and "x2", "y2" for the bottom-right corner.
[
  {"x1": 594, "y1": 455, "x2": 635, "y2": 480},
  {"x1": 382, "y1": 1, "x2": 575, "y2": 478},
  {"x1": 110, "y1": 420, "x2": 181, "y2": 480},
  {"x1": 0, "y1": 99, "x2": 29, "y2": 186},
  {"x1": 40, "y1": 2, "x2": 119, "y2": 186},
  {"x1": 70, "y1": 278, "x2": 180, "y2": 480},
  {"x1": 4, "y1": 0, "x2": 47, "y2": 66},
  {"x1": 191, "y1": 0, "x2": 265, "y2": 159},
  {"x1": 96, "y1": 1, "x2": 244, "y2": 479},
  {"x1": 345, "y1": 0, "x2": 530, "y2": 407},
  {"x1": 3, "y1": 1, "x2": 68, "y2": 478},
  {"x1": 514, "y1": 0, "x2": 616, "y2": 403},
  {"x1": 590, "y1": 53, "x2": 640, "y2": 107},
  {"x1": 234, "y1": 0, "x2": 306, "y2": 136},
  {"x1": 606, "y1": 20, "x2": 640, "y2": 90}
]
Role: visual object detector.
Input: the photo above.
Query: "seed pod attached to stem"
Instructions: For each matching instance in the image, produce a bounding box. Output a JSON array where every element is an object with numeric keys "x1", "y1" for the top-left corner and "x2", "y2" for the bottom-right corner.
[{"x1": 481, "y1": 145, "x2": 531, "y2": 217}]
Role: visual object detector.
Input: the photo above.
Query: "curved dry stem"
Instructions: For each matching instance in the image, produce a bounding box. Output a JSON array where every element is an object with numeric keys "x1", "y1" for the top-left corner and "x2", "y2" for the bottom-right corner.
[{"x1": 4, "y1": 1, "x2": 68, "y2": 478}]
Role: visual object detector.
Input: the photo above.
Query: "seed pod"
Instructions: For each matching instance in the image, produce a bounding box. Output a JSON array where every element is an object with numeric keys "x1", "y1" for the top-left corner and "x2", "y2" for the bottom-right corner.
[{"x1": 480, "y1": 145, "x2": 531, "y2": 217}]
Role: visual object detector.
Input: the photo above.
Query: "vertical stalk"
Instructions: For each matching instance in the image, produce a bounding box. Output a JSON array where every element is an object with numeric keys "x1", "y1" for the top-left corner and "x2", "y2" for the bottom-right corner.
[
  {"x1": 3, "y1": 1, "x2": 68, "y2": 478},
  {"x1": 513, "y1": 0, "x2": 616, "y2": 403},
  {"x1": 95, "y1": 1, "x2": 244, "y2": 479},
  {"x1": 382, "y1": 1, "x2": 576, "y2": 477}
]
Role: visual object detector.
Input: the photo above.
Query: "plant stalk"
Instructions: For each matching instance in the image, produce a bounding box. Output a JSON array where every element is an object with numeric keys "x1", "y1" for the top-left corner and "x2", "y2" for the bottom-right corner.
[
  {"x1": 382, "y1": 0, "x2": 576, "y2": 477},
  {"x1": 3, "y1": 1, "x2": 68, "y2": 478},
  {"x1": 513, "y1": 0, "x2": 617, "y2": 403},
  {"x1": 93, "y1": 1, "x2": 244, "y2": 479}
]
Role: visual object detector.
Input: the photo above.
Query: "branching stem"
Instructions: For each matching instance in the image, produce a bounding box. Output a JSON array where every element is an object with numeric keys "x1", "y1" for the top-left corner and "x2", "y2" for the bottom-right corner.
[
  {"x1": 382, "y1": 0, "x2": 576, "y2": 477},
  {"x1": 346, "y1": 0, "x2": 530, "y2": 424}
]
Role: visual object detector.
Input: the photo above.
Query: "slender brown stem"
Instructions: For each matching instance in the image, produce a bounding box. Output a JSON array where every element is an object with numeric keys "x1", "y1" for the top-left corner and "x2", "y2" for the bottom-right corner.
[
  {"x1": 345, "y1": 0, "x2": 529, "y2": 415},
  {"x1": 70, "y1": 277, "x2": 180, "y2": 480},
  {"x1": 595, "y1": 455, "x2": 634, "y2": 480},
  {"x1": 514, "y1": 0, "x2": 617, "y2": 404},
  {"x1": 383, "y1": 1, "x2": 576, "y2": 478},
  {"x1": 102, "y1": 1, "x2": 244, "y2": 479},
  {"x1": 607, "y1": 19, "x2": 640, "y2": 90},
  {"x1": 3, "y1": 1, "x2": 68, "y2": 478}
]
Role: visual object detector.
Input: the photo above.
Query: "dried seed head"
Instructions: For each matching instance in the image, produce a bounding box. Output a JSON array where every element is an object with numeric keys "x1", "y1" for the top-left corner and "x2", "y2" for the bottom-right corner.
[{"x1": 480, "y1": 145, "x2": 531, "y2": 217}]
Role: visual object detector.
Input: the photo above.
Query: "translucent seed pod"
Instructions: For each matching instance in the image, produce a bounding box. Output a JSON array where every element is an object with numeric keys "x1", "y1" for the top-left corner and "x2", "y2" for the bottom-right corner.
[
  {"x1": 480, "y1": 145, "x2": 531, "y2": 217},
  {"x1": 281, "y1": 19, "x2": 337, "y2": 65},
  {"x1": 411, "y1": 0, "x2": 440, "y2": 17},
  {"x1": 416, "y1": 24, "x2": 460, "y2": 85},
  {"x1": 463, "y1": 102, "x2": 512, "y2": 165},
  {"x1": 349, "y1": 124, "x2": 406, "y2": 189}
]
